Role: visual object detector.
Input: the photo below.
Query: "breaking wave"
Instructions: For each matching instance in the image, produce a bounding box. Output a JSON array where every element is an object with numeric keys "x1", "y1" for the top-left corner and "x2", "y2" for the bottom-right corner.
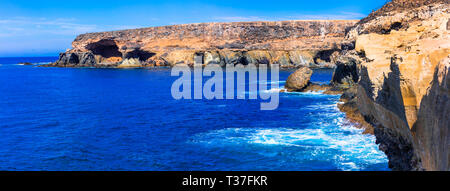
[{"x1": 189, "y1": 94, "x2": 388, "y2": 171}]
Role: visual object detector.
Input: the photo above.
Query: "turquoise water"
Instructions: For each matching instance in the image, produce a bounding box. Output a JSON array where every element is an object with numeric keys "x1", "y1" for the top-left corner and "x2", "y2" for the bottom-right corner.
[{"x1": 0, "y1": 57, "x2": 389, "y2": 171}]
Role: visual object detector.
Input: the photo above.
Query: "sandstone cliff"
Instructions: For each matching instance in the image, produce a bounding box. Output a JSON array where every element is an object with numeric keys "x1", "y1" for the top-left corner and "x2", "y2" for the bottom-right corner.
[
  {"x1": 334, "y1": 0, "x2": 449, "y2": 171},
  {"x1": 46, "y1": 20, "x2": 357, "y2": 68}
]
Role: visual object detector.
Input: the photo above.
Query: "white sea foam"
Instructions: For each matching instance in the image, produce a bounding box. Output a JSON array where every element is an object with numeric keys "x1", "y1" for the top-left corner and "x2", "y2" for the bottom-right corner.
[
  {"x1": 261, "y1": 88, "x2": 285, "y2": 93},
  {"x1": 340, "y1": 162, "x2": 360, "y2": 171},
  {"x1": 251, "y1": 80, "x2": 285, "y2": 85},
  {"x1": 191, "y1": 124, "x2": 387, "y2": 171},
  {"x1": 282, "y1": 91, "x2": 338, "y2": 99},
  {"x1": 189, "y1": 91, "x2": 388, "y2": 171},
  {"x1": 244, "y1": 87, "x2": 286, "y2": 95},
  {"x1": 303, "y1": 104, "x2": 338, "y2": 111}
]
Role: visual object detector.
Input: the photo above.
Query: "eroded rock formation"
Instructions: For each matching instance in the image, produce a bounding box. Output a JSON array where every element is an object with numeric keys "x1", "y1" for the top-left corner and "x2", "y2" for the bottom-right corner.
[
  {"x1": 285, "y1": 67, "x2": 313, "y2": 92},
  {"x1": 333, "y1": 0, "x2": 449, "y2": 171},
  {"x1": 45, "y1": 20, "x2": 357, "y2": 68}
]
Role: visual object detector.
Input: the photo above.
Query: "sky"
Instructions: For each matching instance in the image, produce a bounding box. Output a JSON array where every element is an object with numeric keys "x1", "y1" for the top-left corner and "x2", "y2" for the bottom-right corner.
[{"x1": 0, "y1": 0, "x2": 388, "y2": 57}]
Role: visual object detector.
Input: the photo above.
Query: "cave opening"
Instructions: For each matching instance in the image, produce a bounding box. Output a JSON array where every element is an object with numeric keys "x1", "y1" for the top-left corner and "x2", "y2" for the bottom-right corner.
[
  {"x1": 314, "y1": 49, "x2": 337, "y2": 63},
  {"x1": 390, "y1": 22, "x2": 403, "y2": 31},
  {"x1": 86, "y1": 39, "x2": 123, "y2": 59},
  {"x1": 124, "y1": 49, "x2": 156, "y2": 61},
  {"x1": 194, "y1": 52, "x2": 204, "y2": 65}
]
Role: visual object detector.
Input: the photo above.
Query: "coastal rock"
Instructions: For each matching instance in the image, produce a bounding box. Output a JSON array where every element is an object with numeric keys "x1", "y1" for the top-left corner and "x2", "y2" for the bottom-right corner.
[
  {"x1": 336, "y1": 86, "x2": 375, "y2": 134},
  {"x1": 285, "y1": 67, "x2": 313, "y2": 92},
  {"x1": 47, "y1": 20, "x2": 357, "y2": 68},
  {"x1": 18, "y1": 62, "x2": 33, "y2": 66},
  {"x1": 288, "y1": 51, "x2": 314, "y2": 68},
  {"x1": 335, "y1": 0, "x2": 449, "y2": 170},
  {"x1": 117, "y1": 58, "x2": 144, "y2": 68},
  {"x1": 271, "y1": 51, "x2": 291, "y2": 67},
  {"x1": 221, "y1": 50, "x2": 245, "y2": 65},
  {"x1": 204, "y1": 51, "x2": 224, "y2": 66},
  {"x1": 244, "y1": 51, "x2": 271, "y2": 65},
  {"x1": 412, "y1": 57, "x2": 449, "y2": 171},
  {"x1": 330, "y1": 50, "x2": 361, "y2": 89},
  {"x1": 47, "y1": 52, "x2": 98, "y2": 67}
]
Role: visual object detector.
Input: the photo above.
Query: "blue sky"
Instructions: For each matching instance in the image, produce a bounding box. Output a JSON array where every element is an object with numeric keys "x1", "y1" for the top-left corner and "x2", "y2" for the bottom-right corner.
[{"x1": 0, "y1": 0, "x2": 387, "y2": 57}]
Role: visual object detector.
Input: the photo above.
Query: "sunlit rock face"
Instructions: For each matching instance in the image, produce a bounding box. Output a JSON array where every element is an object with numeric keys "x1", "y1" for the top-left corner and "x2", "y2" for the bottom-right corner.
[
  {"x1": 285, "y1": 67, "x2": 313, "y2": 92},
  {"x1": 48, "y1": 20, "x2": 357, "y2": 68},
  {"x1": 337, "y1": 0, "x2": 449, "y2": 171}
]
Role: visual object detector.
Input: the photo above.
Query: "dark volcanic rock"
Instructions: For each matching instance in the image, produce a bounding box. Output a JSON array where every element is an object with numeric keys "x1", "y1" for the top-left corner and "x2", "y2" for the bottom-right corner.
[
  {"x1": 331, "y1": 51, "x2": 360, "y2": 89},
  {"x1": 52, "y1": 52, "x2": 97, "y2": 67},
  {"x1": 19, "y1": 62, "x2": 33, "y2": 66},
  {"x1": 374, "y1": 125, "x2": 423, "y2": 171}
]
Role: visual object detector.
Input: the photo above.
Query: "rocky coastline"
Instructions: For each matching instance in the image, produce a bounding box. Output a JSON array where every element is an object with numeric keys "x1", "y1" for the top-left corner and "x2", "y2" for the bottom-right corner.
[
  {"x1": 282, "y1": 0, "x2": 449, "y2": 171},
  {"x1": 41, "y1": 0, "x2": 449, "y2": 171},
  {"x1": 331, "y1": 0, "x2": 449, "y2": 171},
  {"x1": 43, "y1": 20, "x2": 357, "y2": 68}
]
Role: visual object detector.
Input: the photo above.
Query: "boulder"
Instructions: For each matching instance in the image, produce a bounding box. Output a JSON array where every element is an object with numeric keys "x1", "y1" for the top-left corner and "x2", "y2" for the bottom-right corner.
[
  {"x1": 285, "y1": 67, "x2": 313, "y2": 92},
  {"x1": 117, "y1": 58, "x2": 144, "y2": 68}
]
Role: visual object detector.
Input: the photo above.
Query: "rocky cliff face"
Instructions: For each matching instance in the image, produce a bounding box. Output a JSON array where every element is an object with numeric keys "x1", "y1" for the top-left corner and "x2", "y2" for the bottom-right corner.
[
  {"x1": 334, "y1": 0, "x2": 449, "y2": 171},
  {"x1": 47, "y1": 20, "x2": 357, "y2": 68}
]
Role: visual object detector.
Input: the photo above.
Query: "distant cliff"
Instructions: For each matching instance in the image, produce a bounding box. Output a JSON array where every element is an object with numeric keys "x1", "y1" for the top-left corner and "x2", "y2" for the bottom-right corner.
[
  {"x1": 46, "y1": 20, "x2": 357, "y2": 68},
  {"x1": 333, "y1": 0, "x2": 449, "y2": 171}
]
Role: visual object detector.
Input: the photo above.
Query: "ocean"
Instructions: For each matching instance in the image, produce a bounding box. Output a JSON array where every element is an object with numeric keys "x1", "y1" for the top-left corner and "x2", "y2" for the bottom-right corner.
[{"x1": 0, "y1": 57, "x2": 389, "y2": 171}]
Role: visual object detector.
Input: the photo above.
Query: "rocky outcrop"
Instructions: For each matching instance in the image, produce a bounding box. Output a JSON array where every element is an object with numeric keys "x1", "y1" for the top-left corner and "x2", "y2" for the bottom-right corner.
[
  {"x1": 330, "y1": 50, "x2": 361, "y2": 89},
  {"x1": 412, "y1": 57, "x2": 449, "y2": 171},
  {"x1": 46, "y1": 20, "x2": 357, "y2": 68},
  {"x1": 347, "y1": 0, "x2": 450, "y2": 39},
  {"x1": 285, "y1": 67, "x2": 313, "y2": 92},
  {"x1": 333, "y1": 0, "x2": 449, "y2": 171}
]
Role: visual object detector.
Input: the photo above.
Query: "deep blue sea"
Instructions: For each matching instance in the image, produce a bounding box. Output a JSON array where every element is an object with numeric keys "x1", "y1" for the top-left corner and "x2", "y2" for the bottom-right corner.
[{"x1": 0, "y1": 57, "x2": 389, "y2": 171}]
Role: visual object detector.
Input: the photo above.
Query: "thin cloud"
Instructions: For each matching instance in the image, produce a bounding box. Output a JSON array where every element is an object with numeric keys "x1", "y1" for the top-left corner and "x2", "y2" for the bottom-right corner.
[
  {"x1": 213, "y1": 12, "x2": 365, "y2": 22},
  {"x1": 0, "y1": 17, "x2": 95, "y2": 36},
  {"x1": 0, "y1": 17, "x2": 145, "y2": 56},
  {"x1": 213, "y1": 16, "x2": 269, "y2": 22},
  {"x1": 0, "y1": 17, "x2": 140, "y2": 37},
  {"x1": 286, "y1": 12, "x2": 366, "y2": 20}
]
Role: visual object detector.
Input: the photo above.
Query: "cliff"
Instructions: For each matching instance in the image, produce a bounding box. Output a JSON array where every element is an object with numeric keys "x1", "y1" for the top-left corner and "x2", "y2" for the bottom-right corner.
[
  {"x1": 46, "y1": 20, "x2": 357, "y2": 68},
  {"x1": 334, "y1": 0, "x2": 449, "y2": 171}
]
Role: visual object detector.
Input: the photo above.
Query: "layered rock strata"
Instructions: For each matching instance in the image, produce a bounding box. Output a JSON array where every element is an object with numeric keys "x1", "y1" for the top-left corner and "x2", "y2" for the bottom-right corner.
[
  {"x1": 46, "y1": 20, "x2": 357, "y2": 68},
  {"x1": 333, "y1": 0, "x2": 449, "y2": 171}
]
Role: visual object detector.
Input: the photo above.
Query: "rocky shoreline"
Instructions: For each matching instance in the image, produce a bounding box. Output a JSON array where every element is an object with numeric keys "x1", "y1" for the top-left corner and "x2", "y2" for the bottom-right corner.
[
  {"x1": 331, "y1": 0, "x2": 449, "y2": 171},
  {"x1": 44, "y1": 20, "x2": 357, "y2": 68},
  {"x1": 283, "y1": 0, "x2": 449, "y2": 171},
  {"x1": 40, "y1": 0, "x2": 449, "y2": 171}
]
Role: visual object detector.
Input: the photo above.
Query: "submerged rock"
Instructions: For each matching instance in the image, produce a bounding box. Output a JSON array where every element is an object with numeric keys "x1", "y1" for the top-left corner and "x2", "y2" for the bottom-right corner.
[
  {"x1": 18, "y1": 62, "x2": 33, "y2": 66},
  {"x1": 285, "y1": 67, "x2": 313, "y2": 92}
]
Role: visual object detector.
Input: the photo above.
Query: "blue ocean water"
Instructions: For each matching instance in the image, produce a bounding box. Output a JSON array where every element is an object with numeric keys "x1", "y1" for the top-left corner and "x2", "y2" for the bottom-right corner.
[{"x1": 0, "y1": 57, "x2": 389, "y2": 171}]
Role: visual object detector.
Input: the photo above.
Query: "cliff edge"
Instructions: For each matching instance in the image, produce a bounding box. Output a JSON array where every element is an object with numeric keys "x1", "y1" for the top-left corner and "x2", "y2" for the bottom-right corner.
[
  {"x1": 334, "y1": 0, "x2": 449, "y2": 171},
  {"x1": 46, "y1": 20, "x2": 357, "y2": 68}
]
